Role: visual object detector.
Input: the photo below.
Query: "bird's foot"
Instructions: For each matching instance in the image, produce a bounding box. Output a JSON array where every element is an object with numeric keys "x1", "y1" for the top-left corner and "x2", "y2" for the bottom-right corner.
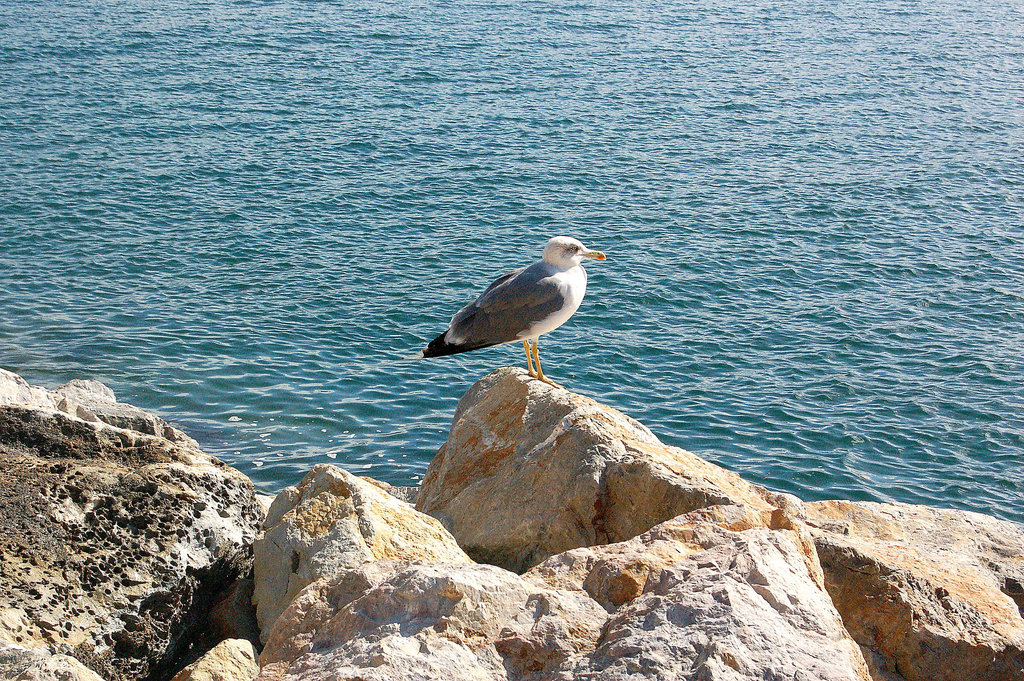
[{"x1": 537, "y1": 374, "x2": 562, "y2": 388}]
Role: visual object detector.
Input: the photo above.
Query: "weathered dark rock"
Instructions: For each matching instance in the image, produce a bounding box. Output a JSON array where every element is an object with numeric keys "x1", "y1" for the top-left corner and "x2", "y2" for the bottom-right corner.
[
  {"x1": 207, "y1": 580, "x2": 261, "y2": 650},
  {"x1": 0, "y1": 641, "x2": 48, "y2": 680},
  {"x1": 0, "y1": 369, "x2": 263, "y2": 681}
]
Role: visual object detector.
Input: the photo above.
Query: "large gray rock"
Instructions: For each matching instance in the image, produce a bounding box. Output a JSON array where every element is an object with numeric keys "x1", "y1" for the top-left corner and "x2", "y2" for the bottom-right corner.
[
  {"x1": 803, "y1": 500, "x2": 1024, "y2": 681},
  {"x1": 255, "y1": 509, "x2": 871, "y2": 681},
  {"x1": 531, "y1": 510, "x2": 870, "y2": 681},
  {"x1": 256, "y1": 561, "x2": 604, "y2": 681},
  {"x1": 0, "y1": 369, "x2": 263, "y2": 681},
  {"x1": 252, "y1": 464, "x2": 472, "y2": 642},
  {"x1": 416, "y1": 367, "x2": 794, "y2": 573}
]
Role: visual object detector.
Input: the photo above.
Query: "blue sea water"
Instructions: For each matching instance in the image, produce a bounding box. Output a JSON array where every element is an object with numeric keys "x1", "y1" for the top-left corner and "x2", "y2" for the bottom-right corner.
[{"x1": 1, "y1": 0, "x2": 1022, "y2": 523}]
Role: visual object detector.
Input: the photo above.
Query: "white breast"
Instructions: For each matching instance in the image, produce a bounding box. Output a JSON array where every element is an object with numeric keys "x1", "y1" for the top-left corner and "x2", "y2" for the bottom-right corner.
[{"x1": 519, "y1": 265, "x2": 588, "y2": 340}]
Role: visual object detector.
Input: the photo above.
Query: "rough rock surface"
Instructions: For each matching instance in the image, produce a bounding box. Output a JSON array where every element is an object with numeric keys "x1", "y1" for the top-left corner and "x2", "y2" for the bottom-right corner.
[
  {"x1": 0, "y1": 369, "x2": 264, "y2": 681},
  {"x1": 0, "y1": 372, "x2": 198, "y2": 447},
  {"x1": 14, "y1": 655, "x2": 108, "y2": 681},
  {"x1": 256, "y1": 561, "x2": 603, "y2": 681},
  {"x1": 416, "y1": 367, "x2": 795, "y2": 572},
  {"x1": 252, "y1": 464, "x2": 472, "y2": 641},
  {"x1": 0, "y1": 641, "x2": 43, "y2": 680},
  {"x1": 0, "y1": 642, "x2": 106, "y2": 681},
  {"x1": 256, "y1": 509, "x2": 870, "y2": 681},
  {"x1": 803, "y1": 500, "x2": 1024, "y2": 681},
  {"x1": 169, "y1": 639, "x2": 258, "y2": 681}
]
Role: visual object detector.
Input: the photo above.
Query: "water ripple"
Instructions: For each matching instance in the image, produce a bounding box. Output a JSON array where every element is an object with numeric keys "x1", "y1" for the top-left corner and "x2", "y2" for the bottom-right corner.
[{"x1": 1, "y1": 0, "x2": 1022, "y2": 524}]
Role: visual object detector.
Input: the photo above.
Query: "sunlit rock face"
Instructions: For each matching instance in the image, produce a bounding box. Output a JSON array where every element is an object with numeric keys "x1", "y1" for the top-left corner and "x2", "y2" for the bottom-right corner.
[
  {"x1": 416, "y1": 367, "x2": 794, "y2": 573},
  {"x1": 254, "y1": 510, "x2": 870, "y2": 681},
  {"x1": 252, "y1": 464, "x2": 472, "y2": 642},
  {"x1": 804, "y1": 500, "x2": 1024, "y2": 681}
]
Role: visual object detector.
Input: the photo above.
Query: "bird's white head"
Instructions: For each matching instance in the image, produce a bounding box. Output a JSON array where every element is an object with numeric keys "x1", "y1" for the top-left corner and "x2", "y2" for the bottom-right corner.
[{"x1": 542, "y1": 236, "x2": 607, "y2": 271}]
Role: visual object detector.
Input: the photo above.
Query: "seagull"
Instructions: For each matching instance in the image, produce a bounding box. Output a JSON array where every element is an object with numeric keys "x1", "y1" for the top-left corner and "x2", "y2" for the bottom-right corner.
[{"x1": 418, "y1": 236, "x2": 606, "y2": 385}]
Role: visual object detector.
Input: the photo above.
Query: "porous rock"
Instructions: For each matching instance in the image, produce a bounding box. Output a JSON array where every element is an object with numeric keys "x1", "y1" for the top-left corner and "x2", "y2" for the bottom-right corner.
[
  {"x1": 169, "y1": 639, "x2": 258, "y2": 681},
  {"x1": 255, "y1": 509, "x2": 870, "y2": 681},
  {"x1": 416, "y1": 367, "x2": 795, "y2": 572},
  {"x1": 252, "y1": 464, "x2": 471, "y2": 641},
  {"x1": 803, "y1": 500, "x2": 1024, "y2": 681},
  {"x1": 0, "y1": 369, "x2": 263, "y2": 681}
]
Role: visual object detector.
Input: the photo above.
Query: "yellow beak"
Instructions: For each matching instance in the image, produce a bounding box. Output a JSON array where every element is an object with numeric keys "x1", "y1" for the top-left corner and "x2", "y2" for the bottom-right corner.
[{"x1": 583, "y1": 250, "x2": 607, "y2": 260}]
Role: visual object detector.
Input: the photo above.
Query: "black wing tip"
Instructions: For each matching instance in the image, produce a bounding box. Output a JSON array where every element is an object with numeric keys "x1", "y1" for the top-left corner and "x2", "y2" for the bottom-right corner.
[{"x1": 421, "y1": 332, "x2": 496, "y2": 358}]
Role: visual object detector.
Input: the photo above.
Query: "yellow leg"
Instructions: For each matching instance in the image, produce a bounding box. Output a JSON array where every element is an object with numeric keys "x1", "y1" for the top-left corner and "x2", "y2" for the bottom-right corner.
[
  {"x1": 532, "y1": 338, "x2": 560, "y2": 387},
  {"x1": 523, "y1": 340, "x2": 537, "y2": 377}
]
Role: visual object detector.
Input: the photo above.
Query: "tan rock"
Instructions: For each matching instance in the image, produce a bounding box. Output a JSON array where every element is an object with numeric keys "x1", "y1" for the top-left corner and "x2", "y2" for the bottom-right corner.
[
  {"x1": 252, "y1": 464, "x2": 472, "y2": 641},
  {"x1": 256, "y1": 510, "x2": 870, "y2": 681},
  {"x1": 417, "y1": 367, "x2": 794, "y2": 572},
  {"x1": 803, "y1": 500, "x2": 1024, "y2": 681},
  {"x1": 170, "y1": 639, "x2": 258, "y2": 681}
]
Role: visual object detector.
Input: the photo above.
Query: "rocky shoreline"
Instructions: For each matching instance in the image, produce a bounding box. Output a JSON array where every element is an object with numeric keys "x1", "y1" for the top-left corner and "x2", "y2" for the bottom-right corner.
[{"x1": 1, "y1": 366, "x2": 1021, "y2": 681}]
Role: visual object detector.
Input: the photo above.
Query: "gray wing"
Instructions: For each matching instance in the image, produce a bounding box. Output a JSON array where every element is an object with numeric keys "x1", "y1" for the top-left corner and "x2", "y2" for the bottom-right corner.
[{"x1": 445, "y1": 263, "x2": 566, "y2": 348}]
